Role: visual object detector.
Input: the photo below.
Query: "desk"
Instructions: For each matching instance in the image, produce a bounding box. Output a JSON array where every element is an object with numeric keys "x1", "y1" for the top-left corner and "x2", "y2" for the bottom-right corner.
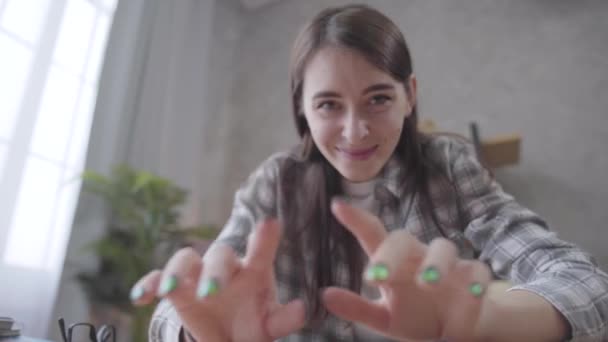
[{"x1": 0, "y1": 337, "x2": 54, "y2": 342}]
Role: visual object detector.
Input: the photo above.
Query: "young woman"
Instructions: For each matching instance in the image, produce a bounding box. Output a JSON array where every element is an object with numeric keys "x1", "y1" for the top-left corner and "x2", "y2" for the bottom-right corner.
[{"x1": 131, "y1": 4, "x2": 608, "y2": 341}]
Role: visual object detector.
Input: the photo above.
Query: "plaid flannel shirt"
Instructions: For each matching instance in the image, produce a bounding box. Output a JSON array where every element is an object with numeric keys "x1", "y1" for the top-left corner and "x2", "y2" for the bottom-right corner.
[{"x1": 150, "y1": 135, "x2": 608, "y2": 341}]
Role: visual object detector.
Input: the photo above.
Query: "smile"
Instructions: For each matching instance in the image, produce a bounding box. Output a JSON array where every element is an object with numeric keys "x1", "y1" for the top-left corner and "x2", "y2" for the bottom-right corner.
[{"x1": 336, "y1": 145, "x2": 379, "y2": 161}]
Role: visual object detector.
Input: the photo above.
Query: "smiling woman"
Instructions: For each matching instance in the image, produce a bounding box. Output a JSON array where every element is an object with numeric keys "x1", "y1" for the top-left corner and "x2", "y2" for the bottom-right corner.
[
  {"x1": 133, "y1": 3, "x2": 608, "y2": 342},
  {"x1": 301, "y1": 46, "x2": 414, "y2": 182},
  {"x1": 0, "y1": 0, "x2": 116, "y2": 337}
]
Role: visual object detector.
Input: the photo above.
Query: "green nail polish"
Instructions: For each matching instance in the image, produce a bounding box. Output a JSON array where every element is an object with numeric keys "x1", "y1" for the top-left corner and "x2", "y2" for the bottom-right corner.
[
  {"x1": 421, "y1": 266, "x2": 441, "y2": 283},
  {"x1": 366, "y1": 264, "x2": 389, "y2": 281},
  {"x1": 197, "y1": 278, "x2": 220, "y2": 298},
  {"x1": 158, "y1": 276, "x2": 178, "y2": 296},
  {"x1": 130, "y1": 286, "x2": 145, "y2": 301},
  {"x1": 469, "y1": 283, "x2": 484, "y2": 297}
]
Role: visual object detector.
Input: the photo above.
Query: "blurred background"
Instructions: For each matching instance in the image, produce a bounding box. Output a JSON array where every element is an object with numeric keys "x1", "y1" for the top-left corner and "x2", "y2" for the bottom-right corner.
[{"x1": 0, "y1": 0, "x2": 607, "y2": 340}]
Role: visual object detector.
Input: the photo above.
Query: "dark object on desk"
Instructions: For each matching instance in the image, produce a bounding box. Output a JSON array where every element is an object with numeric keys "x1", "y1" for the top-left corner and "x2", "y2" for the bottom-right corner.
[
  {"x1": 0, "y1": 317, "x2": 14, "y2": 331},
  {"x1": 0, "y1": 331, "x2": 20, "y2": 338},
  {"x1": 469, "y1": 122, "x2": 483, "y2": 159},
  {"x1": 0, "y1": 317, "x2": 20, "y2": 338},
  {"x1": 57, "y1": 318, "x2": 115, "y2": 342}
]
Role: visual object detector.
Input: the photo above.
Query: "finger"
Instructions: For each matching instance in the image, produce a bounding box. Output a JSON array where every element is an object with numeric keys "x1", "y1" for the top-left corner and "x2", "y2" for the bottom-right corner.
[
  {"x1": 416, "y1": 238, "x2": 459, "y2": 289},
  {"x1": 331, "y1": 199, "x2": 386, "y2": 256},
  {"x1": 442, "y1": 260, "x2": 492, "y2": 340},
  {"x1": 157, "y1": 247, "x2": 204, "y2": 304},
  {"x1": 198, "y1": 243, "x2": 241, "y2": 299},
  {"x1": 130, "y1": 270, "x2": 162, "y2": 305},
  {"x1": 243, "y1": 218, "x2": 281, "y2": 272},
  {"x1": 365, "y1": 230, "x2": 427, "y2": 285},
  {"x1": 265, "y1": 299, "x2": 306, "y2": 339},
  {"x1": 322, "y1": 287, "x2": 390, "y2": 332}
]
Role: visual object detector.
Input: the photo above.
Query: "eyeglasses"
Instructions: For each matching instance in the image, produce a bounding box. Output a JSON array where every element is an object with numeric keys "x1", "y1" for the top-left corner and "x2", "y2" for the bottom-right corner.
[{"x1": 58, "y1": 318, "x2": 116, "y2": 342}]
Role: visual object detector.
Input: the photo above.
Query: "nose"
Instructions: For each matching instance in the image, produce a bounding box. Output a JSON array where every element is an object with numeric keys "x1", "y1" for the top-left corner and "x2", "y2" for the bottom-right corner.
[{"x1": 341, "y1": 113, "x2": 369, "y2": 143}]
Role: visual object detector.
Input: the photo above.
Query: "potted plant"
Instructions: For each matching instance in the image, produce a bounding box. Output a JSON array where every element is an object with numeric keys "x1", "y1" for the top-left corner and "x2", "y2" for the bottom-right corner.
[{"x1": 76, "y1": 165, "x2": 218, "y2": 341}]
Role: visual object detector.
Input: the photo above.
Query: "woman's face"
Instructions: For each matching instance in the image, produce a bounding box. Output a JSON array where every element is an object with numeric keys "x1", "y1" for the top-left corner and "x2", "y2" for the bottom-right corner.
[{"x1": 302, "y1": 46, "x2": 416, "y2": 182}]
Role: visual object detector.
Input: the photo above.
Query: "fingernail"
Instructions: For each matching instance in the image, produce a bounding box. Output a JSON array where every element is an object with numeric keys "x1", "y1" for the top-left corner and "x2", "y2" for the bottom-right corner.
[
  {"x1": 130, "y1": 286, "x2": 145, "y2": 301},
  {"x1": 365, "y1": 264, "x2": 389, "y2": 281},
  {"x1": 420, "y1": 266, "x2": 441, "y2": 283},
  {"x1": 197, "y1": 278, "x2": 220, "y2": 299},
  {"x1": 469, "y1": 282, "x2": 484, "y2": 297},
  {"x1": 158, "y1": 275, "x2": 178, "y2": 296}
]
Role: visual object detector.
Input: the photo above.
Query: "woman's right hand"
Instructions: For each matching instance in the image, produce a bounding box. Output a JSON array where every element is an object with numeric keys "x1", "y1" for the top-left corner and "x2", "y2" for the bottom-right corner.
[{"x1": 130, "y1": 219, "x2": 306, "y2": 342}]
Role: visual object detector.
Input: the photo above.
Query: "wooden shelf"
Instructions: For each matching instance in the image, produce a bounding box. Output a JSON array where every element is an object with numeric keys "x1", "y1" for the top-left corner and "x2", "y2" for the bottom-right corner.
[{"x1": 418, "y1": 119, "x2": 521, "y2": 169}]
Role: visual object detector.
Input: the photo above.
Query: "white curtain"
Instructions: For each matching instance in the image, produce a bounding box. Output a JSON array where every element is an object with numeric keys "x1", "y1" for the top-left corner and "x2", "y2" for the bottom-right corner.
[
  {"x1": 48, "y1": 0, "x2": 217, "y2": 340},
  {"x1": 0, "y1": 0, "x2": 117, "y2": 337}
]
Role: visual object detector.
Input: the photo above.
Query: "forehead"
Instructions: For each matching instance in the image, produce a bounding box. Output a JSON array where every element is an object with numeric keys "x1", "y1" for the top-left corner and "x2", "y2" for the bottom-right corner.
[{"x1": 302, "y1": 46, "x2": 398, "y2": 95}]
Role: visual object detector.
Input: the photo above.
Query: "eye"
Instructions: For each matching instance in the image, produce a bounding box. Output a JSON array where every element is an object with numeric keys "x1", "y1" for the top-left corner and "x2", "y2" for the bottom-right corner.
[
  {"x1": 317, "y1": 100, "x2": 341, "y2": 111},
  {"x1": 370, "y1": 94, "x2": 392, "y2": 106}
]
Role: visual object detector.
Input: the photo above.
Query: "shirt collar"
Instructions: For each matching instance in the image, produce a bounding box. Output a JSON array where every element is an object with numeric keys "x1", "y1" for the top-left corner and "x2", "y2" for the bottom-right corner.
[{"x1": 374, "y1": 154, "x2": 403, "y2": 201}]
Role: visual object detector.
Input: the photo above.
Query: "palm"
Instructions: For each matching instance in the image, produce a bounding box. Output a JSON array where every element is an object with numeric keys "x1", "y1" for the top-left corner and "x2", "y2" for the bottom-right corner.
[
  {"x1": 135, "y1": 220, "x2": 304, "y2": 342},
  {"x1": 381, "y1": 281, "x2": 442, "y2": 339},
  {"x1": 324, "y1": 201, "x2": 490, "y2": 341},
  {"x1": 180, "y1": 266, "x2": 279, "y2": 342},
  {"x1": 380, "y1": 264, "x2": 484, "y2": 340}
]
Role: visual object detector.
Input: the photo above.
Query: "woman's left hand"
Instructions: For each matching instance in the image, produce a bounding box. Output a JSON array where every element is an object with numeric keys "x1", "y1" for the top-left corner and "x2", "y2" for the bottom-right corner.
[{"x1": 323, "y1": 200, "x2": 496, "y2": 341}]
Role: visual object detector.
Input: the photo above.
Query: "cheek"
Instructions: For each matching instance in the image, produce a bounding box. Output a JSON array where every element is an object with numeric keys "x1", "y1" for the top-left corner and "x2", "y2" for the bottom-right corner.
[
  {"x1": 389, "y1": 126, "x2": 403, "y2": 144},
  {"x1": 308, "y1": 118, "x2": 340, "y2": 144},
  {"x1": 374, "y1": 114, "x2": 405, "y2": 143},
  {"x1": 378, "y1": 127, "x2": 402, "y2": 148}
]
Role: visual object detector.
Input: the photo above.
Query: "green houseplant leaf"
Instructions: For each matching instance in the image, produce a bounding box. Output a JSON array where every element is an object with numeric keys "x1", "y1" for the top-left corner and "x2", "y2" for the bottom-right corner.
[{"x1": 76, "y1": 165, "x2": 220, "y2": 339}]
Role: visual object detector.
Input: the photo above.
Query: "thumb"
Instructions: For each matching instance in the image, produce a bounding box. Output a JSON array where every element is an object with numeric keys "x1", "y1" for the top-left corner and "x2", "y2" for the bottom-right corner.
[{"x1": 322, "y1": 287, "x2": 390, "y2": 333}]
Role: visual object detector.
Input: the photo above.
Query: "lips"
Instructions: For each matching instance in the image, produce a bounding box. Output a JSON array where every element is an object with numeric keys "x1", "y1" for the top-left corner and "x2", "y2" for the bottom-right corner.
[{"x1": 337, "y1": 145, "x2": 378, "y2": 161}]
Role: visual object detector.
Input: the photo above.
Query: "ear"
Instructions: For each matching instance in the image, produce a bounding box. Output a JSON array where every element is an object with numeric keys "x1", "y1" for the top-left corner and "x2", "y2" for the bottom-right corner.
[{"x1": 405, "y1": 74, "x2": 417, "y2": 114}]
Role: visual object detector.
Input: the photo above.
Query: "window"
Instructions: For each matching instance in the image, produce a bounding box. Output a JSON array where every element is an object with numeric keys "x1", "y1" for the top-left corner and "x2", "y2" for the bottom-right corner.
[{"x1": 0, "y1": 0, "x2": 117, "y2": 270}]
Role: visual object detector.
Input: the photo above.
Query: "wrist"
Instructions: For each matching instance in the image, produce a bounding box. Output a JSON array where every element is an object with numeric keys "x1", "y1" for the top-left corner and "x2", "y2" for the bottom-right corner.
[
  {"x1": 474, "y1": 282, "x2": 569, "y2": 341},
  {"x1": 180, "y1": 318, "x2": 230, "y2": 342}
]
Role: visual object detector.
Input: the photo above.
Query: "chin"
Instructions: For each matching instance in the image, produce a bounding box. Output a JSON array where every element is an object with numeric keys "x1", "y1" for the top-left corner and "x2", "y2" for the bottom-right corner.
[
  {"x1": 336, "y1": 166, "x2": 378, "y2": 182},
  {"x1": 323, "y1": 151, "x2": 384, "y2": 181}
]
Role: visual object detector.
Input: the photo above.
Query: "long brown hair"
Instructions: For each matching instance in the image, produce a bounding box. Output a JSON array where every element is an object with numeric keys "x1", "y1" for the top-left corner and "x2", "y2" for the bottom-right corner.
[{"x1": 280, "y1": 4, "x2": 463, "y2": 323}]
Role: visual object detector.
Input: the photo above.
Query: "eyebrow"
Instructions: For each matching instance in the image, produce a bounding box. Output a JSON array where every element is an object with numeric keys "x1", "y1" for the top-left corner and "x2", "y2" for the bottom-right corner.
[
  {"x1": 362, "y1": 83, "x2": 395, "y2": 94},
  {"x1": 311, "y1": 83, "x2": 395, "y2": 100}
]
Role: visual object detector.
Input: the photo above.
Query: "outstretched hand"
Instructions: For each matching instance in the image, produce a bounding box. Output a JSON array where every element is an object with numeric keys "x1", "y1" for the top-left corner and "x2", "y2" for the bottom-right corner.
[
  {"x1": 323, "y1": 200, "x2": 495, "y2": 341},
  {"x1": 130, "y1": 219, "x2": 306, "y2": 342}
]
